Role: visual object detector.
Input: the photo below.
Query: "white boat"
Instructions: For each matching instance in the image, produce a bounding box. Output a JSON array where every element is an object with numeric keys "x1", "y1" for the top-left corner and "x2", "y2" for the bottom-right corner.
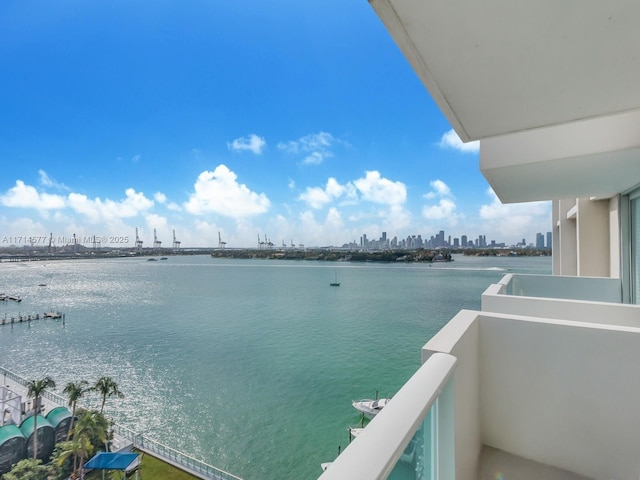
[{"x1": 352, "y1": 398, "x2": 390, "y2": 418}]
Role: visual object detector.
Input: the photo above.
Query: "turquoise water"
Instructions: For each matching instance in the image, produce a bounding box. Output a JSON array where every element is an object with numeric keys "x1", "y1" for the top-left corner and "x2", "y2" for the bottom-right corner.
[{"x1": 0, "y1": 254, "x2": 550, "y2": 479}]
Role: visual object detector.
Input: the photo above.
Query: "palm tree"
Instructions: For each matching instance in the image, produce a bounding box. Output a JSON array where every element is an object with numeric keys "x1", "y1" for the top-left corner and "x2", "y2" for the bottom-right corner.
[
  {"x1": 72, "y1": 409, "x2": 108, "y2": 478},
  {"x1": 26, "y1": 376, "x2": 56, "y2": 460},
  {"x1": 92, "y1": 376, "x2": 124, "y2": 414},
  {"x1": 63, "y1": 380, "x2": 89, "y2": 440}
]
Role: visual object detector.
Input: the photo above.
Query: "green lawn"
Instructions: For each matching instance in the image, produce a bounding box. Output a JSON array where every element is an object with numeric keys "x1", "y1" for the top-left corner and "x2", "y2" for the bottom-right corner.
[{"x1": 85, "y1": 450, "x2": 200, "y2": 480}]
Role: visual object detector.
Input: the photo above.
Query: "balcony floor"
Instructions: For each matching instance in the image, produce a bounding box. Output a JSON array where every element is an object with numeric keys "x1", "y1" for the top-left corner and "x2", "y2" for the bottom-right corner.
[{"x1": 478, "y1": 446, "x2": 593, "y2": 480}]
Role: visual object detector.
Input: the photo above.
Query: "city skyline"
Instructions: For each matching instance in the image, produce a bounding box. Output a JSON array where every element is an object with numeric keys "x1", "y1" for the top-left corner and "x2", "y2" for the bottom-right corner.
[{"x1": 0, "y1": 2, "x2": 551, "y2": 248}]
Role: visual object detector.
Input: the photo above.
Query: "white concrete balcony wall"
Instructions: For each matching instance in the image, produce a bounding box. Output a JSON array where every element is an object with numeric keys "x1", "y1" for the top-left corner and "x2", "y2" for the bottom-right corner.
[
  {"x1": 482, "y1": 274, "x2": 640, "y2": 327},
  {"x1": 424, "y1": 310, "x2": 640, "y2": 480},
  {"x1": 496, "y1": 273, "x2": 621, "y2": 302},
  {"x1": 318, "y1": 353, "x2": 457, "y2": 480}
]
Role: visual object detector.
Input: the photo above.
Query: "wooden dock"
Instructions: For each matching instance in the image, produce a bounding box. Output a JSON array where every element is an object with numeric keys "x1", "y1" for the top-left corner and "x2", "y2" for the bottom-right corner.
[{"x1": 1, "y1": 311, "x2": 65, "y2": 326}]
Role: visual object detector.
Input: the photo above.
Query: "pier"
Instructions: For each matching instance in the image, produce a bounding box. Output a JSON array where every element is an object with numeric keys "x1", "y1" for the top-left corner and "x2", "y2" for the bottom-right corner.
[{"x1": 0, "y1": 311, "x2": 65, "y2": 326}]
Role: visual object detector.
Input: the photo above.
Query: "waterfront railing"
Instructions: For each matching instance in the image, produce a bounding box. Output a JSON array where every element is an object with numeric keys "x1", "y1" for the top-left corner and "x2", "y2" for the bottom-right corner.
[{"x1": 0, "y1": 365, "x2": 243, "y2": 480}]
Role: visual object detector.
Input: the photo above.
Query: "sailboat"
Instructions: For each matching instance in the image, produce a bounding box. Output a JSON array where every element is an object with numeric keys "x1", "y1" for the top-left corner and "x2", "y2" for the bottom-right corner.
[{"x1": 330, "y1": 269, "x2": 340, "y2": 287}]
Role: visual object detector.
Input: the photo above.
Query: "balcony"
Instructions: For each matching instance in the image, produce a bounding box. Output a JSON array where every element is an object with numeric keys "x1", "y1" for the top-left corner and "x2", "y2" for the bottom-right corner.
[
  {"x1": 482, "y1": 274, "x2": 640, "y2": 327},
  {"x1": 319, "y1": 307, "x2": 640, "y2": 479}
]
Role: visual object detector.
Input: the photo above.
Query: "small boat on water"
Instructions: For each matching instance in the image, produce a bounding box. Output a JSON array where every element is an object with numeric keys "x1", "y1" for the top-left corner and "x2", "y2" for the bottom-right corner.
[
  {"x1": 352, "y1": 398, "x2": 391, "y2": 419},
  {"x1": 330, "y1": 269, "x2": 340, "y2": 287},
  {"x1": 147, "y1": 258, "x2": 158, "y2": 261},
  {"x1": 160, "y1": 257, "x2": 168, "y2": 260}
]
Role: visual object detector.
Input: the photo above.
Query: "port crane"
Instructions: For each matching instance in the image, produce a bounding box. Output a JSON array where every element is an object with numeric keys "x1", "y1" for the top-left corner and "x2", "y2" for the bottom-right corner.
[
  {"x1": 218, "y1": 232, "x2": 227, "y2": 249},
  {"x1": 172, "y1": 229, "x2": 181, "y2": 249},
  {"x1": 135, "y1": 228, "x2": 144, "y2": 253},
  {"x1": 153, "y1": 229, "x2": 162, "y2": 250}
]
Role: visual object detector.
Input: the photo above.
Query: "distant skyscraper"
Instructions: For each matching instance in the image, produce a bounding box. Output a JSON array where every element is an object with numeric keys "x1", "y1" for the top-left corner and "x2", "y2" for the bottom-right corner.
[
  {"x1": 453, "y1": 238, "x2": 459, "y2": 247},
  {"x1": 461, "y1": 235, "x2": 467, "y2": 247},
  {"x1": 547, "y1": 231, "x2": 552, "y2": 249},
  {"x1": 536, "y1": 233, "x2": 545, "y2": 249}
]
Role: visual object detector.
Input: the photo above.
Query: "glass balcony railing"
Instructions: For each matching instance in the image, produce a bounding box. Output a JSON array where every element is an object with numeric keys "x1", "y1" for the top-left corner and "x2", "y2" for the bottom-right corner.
[{"x1": 318, "y1": 352, "x2": 456, "y2": 480}]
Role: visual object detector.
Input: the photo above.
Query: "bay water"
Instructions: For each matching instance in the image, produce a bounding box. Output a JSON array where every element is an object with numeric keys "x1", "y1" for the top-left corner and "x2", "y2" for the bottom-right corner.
[{"x1": 0, "y1": 254, "x2": 550, "y2": 479}]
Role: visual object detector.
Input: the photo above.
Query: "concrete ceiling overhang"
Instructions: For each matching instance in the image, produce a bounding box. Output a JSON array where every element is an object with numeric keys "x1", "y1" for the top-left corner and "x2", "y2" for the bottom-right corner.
[
  {"x1": 369, "y1": 0, "x2": 640, "y2": 202},
  {"x1": 481, "y1": 109, "x2": 640, "y2": 203}
]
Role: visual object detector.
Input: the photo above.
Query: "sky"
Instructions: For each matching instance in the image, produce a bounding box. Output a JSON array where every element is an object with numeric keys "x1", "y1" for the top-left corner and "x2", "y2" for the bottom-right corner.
[{"x1": 0, "y1": 1, "x2": 551, "y2": 250}]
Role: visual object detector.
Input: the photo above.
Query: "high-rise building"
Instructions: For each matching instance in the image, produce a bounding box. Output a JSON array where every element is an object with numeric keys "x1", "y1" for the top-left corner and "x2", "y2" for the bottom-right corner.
[
  {"x1": 461, "y1": 235, "x2": 467, "y2": 247},
  {"x1": 547, "y1": 231, "x2": 552, "y2": 249},
  {"x1": 536, "y1": 233, "x2": 545, "y2": 249}
]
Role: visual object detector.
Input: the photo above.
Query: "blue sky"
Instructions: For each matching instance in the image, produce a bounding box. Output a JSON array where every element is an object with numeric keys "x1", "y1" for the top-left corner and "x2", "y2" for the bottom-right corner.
[{"x1": 0, "y1": 1, "x2": 550, "y2": 249}]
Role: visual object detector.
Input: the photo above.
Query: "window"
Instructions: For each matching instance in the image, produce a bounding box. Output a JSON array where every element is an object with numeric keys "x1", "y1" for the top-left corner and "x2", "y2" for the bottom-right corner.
[{"x1": 623, "y1": 186, "x2": 640, "y2": 304}]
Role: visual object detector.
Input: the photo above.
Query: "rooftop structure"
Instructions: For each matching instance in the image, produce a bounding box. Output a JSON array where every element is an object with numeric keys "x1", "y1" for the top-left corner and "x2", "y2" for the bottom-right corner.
[{"x1": 319, "y1": 1, "x2": 640, "y2": 479}]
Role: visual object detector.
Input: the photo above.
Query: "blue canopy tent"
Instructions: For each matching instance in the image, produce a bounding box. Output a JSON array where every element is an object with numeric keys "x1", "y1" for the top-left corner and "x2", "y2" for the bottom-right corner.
[{"x1": 84, "y1": 451, "x2": 140, "y2": 479}]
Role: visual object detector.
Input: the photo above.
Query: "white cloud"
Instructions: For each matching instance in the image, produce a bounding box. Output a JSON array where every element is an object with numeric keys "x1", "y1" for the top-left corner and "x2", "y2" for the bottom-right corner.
[
  {"x1": 478, "y1": 188, "x2": 551, "y2": 241},
  {"x1": 184, "y1": 164, "x2": 270, "y2": 217},
  {"x1": 67, "y1": 188, "x2": 154, "y2": 223},
  {"x1": 302, "y1": 152, "x2": 324, "y2": 165},
  {"x1": 423, "y1": 198, "x2": 457, "y2": 220},
  {"x1": 38, "y1": 170, "x2": 69, "y2": 190},
  {"x1": 421, "y1": 179, "x2": 461, "y2": 226},
  {"x1": 278, "y1": 131, "x2": 340, "y2": 166},
  {"x1": 298, "y1": 177, "x2": 352, "y2": 209},
  {"x1": 167, "y1": 202, "x2": 181, "y2": 211},
  {"x1": 438, "y1": 129, "x2": 479, "y2": 154},
  {"x1": 353, "y1": 171, "x2": 406, "y2": 206},
  {"x1": 0, "y1": 180, "x2": 66, "y2": 209},
  {"x1": 297, "y1": 207, "x2": 348, "y2": 246},
  {"x1": 228, "y1": 134, "x2": 266, "y2": 155},
  {"x1": 132, "y1": 154, "x2": 141, "y2": 163},
  {"x1": 424, "y1": 179, "x2": 452, "y2": 199},
  {"x1": 154, "y1": 192, "x2": 167, "y2": 203}
]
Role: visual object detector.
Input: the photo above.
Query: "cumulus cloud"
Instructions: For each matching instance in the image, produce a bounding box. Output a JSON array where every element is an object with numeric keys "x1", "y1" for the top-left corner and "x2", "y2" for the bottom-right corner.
[
  {"x1": 278, "y1": 131, "x2": 341, "y2": 166},
  {"x1": 298, "y1": 177, "x2": 355, "y2": 209},
  {"x1": 353, "y1": 171, "x2": 406, "y2": 206},
  {"x1": 67, "y1": 188, "x2": 154, "y2": 222},
  {"x1": 184, "y1": 164, "x2": 270, "y2": 217},
  {"x1": 421, "y1": 179, "x2": 460, "y2": 226},
  {"x1": 477, "y1": 188, "x2": 551, "y2": 242},
  {"x1": 424, "y1": 179, "x2": 452, "y2": 199},
  {"x1": 228, "y1": 134, "x2": 266, "y2": 155},
  {"x1": 423, "y1": 198, "x2": 458, "y2": 220},
  {"x1": 438, "y1": 129, "x2": 479, "y2": 153},
  {"x1": 154, "y1": 192, "x2": 167, "y2": 203},
  {"x1": 0, "y1": 180, "x2": 66, "y2": 209}
]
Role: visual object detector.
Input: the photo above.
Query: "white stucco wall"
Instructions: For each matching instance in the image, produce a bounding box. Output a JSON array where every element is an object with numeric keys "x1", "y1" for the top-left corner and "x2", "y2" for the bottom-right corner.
[
  {"x1": 577, "y1": 197, "x2": 610, "y2": 277},
  {"x1": 424, "y1": 310, "x2": 640, "y2": 480},
  {"x1": 557, "y1": 199, "x2": 578, "y2": 276},
  {"x1": 479, "y1": 314, "x2": 640, "y2": 480}
]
